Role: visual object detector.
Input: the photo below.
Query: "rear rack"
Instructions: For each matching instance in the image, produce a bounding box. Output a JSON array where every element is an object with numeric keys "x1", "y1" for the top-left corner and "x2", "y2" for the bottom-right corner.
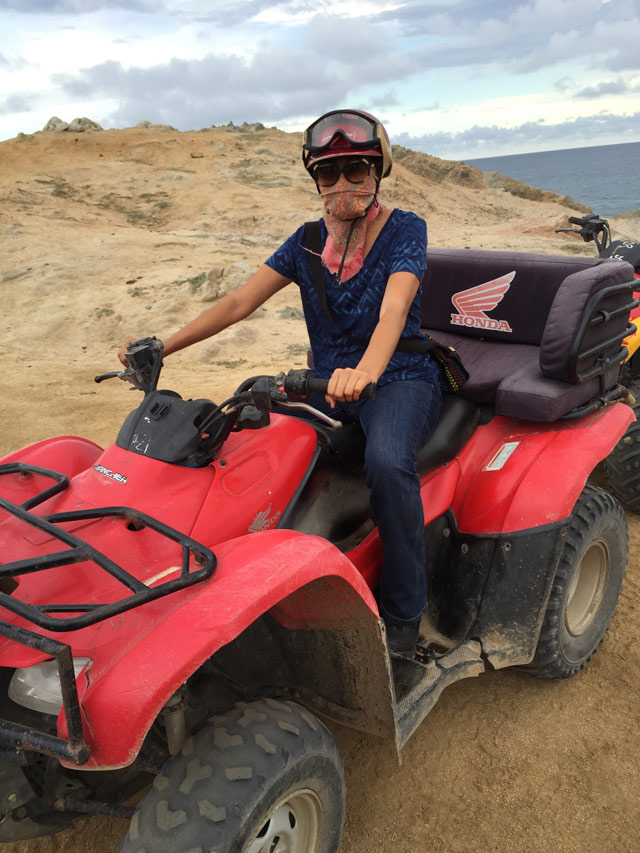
[
  {"x1": 568, "y1": 279, "x2": 639, "y2": 385},
  {"x1": 560, "y1": 278, "x2": 638, "y2": 420},
  {"x1": 0, "y1": 462, "x2": 217, "y2": 632}
]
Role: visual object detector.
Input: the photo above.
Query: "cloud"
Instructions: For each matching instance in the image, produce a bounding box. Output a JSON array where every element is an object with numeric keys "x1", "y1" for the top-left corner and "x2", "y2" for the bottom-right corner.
[
  {"x1": 555, "y1": 76, "x2": 575, "y2": 91},
  {"x1": 576, "y1": 76, "x2": 630, "y2": 98},
  {"x1": 395, "y1": 111, "x2": 640, "y2": 157},
  {"x1": 0, "y1": 94, "x2": 35, "y2": 115},
  {"x1": 381, "y1": 0, "x2": 640, "y2": 75},
  {"x1": 52, "y1": 14, "x2": 421, "y2": 130},
  {"x1": 370, "y1": 89, "x2": 401, "y2": 108},
  {"x1": 55, "y1": 52, "x2": 353, "y2": 127},
  {"x1": 1, "y1": 0, "x2": 158, "y2": 12}
]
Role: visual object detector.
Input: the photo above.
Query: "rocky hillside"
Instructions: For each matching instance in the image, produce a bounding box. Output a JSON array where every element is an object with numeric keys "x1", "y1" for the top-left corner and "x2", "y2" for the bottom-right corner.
[{"x1": 1, "y1": 122, "x2": 637, "y2": 439}]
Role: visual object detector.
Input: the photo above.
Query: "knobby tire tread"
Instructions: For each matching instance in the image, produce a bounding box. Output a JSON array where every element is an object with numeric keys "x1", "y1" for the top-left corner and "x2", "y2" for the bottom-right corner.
[
  {"x1": 119, "y1": 698, "x2": 345, "y2": 853},
  {"x1": 524, "y1": 484, "x2": 627, "y2": 680}
]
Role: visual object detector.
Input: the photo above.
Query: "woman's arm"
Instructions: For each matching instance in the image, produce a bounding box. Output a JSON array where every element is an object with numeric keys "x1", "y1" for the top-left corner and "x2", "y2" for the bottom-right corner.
[
  {"x1": 326, "y1": 270, "x2": 420, "y2": 404},
  {"x1": 118, "y1": 264, "x2": 291, "y2": 364}
]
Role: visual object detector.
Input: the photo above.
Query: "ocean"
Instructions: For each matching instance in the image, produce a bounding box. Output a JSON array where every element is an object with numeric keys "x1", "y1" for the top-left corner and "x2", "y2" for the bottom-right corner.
[{"x1": 465, "y1": 141, "x2": 640, "y2": 217}]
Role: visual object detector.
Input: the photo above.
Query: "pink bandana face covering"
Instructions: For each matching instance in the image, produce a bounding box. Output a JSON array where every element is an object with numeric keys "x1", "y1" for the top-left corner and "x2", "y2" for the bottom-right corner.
[{"x1": 319, "y1": 174, "x2": 380, "y2": 282}]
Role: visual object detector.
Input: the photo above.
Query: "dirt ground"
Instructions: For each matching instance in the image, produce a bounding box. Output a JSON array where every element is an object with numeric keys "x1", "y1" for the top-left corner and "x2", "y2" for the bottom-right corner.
[{"x1": 0, "y1": 125, "x2": 639, "y2": 852}]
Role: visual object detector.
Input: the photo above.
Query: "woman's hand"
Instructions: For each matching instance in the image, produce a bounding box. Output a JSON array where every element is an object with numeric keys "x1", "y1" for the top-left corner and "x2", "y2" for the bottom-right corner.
[
  {"x1": 326, "y1": 367, "x2": 376, "y2": 408},
  {"x1": 117, "y1": 338, "x2": 137, "y2": 366}
]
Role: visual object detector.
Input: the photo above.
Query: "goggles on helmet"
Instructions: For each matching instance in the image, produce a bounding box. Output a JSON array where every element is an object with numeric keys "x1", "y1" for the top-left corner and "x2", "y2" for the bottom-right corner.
[{"x1": 302, "y1": 109, "x2": 392, "y2": 178}]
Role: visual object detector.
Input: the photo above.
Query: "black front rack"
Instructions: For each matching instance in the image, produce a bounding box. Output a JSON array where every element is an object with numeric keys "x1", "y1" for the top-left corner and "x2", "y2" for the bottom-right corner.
[
  {"x1": 0, "y1": 462, "x2": 217, "y2": 631},
  {"x1": 0, "y1": 462, "x2": 217, "y2": 765},
  {"x1": 0, "y1": 622, "x2": 90, "y2": 765}
]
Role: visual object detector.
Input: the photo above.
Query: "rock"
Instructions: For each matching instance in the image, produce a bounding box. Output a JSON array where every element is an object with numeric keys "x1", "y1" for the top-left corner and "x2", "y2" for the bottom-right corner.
[
  {"x1": 42, "y1": 116, "x2": 103, "y2": 133},
  {"x1": 197, "y1": 263, "x2": 254, "y2": 302},
  {"x1": 42, "y1": 116, "x2": 69, "y2": 132},
  {"x1": 224, "y1": 262, "x2": 253, "y2": 293},
  {"x1": 136, "y1": 120, "x2": 178, "y2": 132},
  {"x1": 190, "y1": 152, "x2": 204, "y2": 159},
  {"x1": 68, "y1": 117, "x2": 103, "y2": 132},
  {"x1": 199, "y1": 266, "x2": 225, "y2": 301}
]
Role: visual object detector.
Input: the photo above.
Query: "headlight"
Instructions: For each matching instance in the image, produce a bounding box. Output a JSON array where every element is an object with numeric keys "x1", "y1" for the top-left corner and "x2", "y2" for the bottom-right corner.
[{"x1": 8, "y1": 658, "x2": 91, "y2": 716}]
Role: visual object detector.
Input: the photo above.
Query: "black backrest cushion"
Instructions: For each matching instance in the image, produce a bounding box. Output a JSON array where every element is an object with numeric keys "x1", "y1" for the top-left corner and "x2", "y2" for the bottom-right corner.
[
  {"x1": 540, "y1": 259, "x2": 635, "y2": 381},
  {"x1": 421, "y1": 248, "x2": 601, "y2": 346}
]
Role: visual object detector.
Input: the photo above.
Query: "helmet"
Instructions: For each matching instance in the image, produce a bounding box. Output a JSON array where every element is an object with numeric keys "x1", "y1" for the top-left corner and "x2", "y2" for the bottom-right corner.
[{"x1": 302, "y1": 109, "x2": 392, "y2": 179}]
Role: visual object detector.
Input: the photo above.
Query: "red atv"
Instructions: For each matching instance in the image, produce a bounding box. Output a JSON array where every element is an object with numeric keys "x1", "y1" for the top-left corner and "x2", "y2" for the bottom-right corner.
[{"x1": 0, "y1": 245, "x2": 636, "y2": 851}]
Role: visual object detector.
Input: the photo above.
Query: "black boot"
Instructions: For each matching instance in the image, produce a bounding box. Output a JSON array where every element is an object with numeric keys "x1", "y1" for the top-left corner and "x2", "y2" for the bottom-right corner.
[{"x1": 384, "y1": 618, "x2": 421, "y2": 659}]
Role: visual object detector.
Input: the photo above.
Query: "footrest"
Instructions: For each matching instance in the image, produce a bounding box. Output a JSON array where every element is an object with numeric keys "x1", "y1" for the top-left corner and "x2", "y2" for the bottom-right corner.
[{"x1": 393, "y1": 640, "x2": 485, "y2": 752}]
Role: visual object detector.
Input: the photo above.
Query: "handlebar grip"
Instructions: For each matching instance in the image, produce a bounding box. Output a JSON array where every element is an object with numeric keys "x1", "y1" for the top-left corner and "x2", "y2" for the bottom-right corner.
[
  {"x1": 568, "y1": 216, "x2": 585, "y2": 225},
  {"x1": 305, "y1": 376, "x2": 330, "y2": 396},
  {"x1": 305, "y1": 376, "x2": 377, "y2": 400},
  {"x1": 357, "y1": 382, "x2": 377, "y2": 400}
]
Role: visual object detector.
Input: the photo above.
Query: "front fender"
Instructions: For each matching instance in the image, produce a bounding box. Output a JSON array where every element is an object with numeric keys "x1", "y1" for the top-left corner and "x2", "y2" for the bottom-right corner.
[
  {"x1": 452, "y1": 402, "x2": 633, "y2": 534},
  {"x1": 0, "y1": 436, "x2": 103, "y2": 470},
  {"x1": 65, "y1": 529, "x2": 386, "y2": 769},
  {"x1": 0, "y1": 437, "x2": 103, "y2": 515}
]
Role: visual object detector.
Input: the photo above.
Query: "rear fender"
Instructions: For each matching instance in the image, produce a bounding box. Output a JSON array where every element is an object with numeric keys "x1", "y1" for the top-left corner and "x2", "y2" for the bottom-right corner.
[
  {"x1": 452, "y1": 402, "x2": 633, "y2": 534},
  {"x1": 63, "y1": 529, "x2": 393, "y2": 769}
]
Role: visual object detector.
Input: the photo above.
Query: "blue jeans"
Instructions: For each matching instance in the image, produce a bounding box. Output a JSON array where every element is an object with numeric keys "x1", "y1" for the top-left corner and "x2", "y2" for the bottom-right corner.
[{"x1": 308, "y1": 379, "x2": 441, "y2": 625}]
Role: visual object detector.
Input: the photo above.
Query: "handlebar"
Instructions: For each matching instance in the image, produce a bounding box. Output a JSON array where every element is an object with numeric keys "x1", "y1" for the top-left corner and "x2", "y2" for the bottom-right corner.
[
  {"x1": 555, "y1": 214, "x2": 611, "y2": 252},
  {"x1": 95, "y1": 340, "x2": 377, "y2": 436}
]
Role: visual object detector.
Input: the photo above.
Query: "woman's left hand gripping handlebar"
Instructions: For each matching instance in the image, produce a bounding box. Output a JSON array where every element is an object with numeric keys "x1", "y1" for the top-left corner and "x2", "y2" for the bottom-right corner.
[{"x1": 326, "y1": 367, "x2": 376, "y2": 408}]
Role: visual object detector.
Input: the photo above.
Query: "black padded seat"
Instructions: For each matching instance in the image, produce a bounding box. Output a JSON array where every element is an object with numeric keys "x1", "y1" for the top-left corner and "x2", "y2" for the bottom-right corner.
[
  {"x1": 317, "y1": 394, "x2": 480, "y2": 477},
  {"x1": 421, "y1": 248, "x2": 636, "y2": 421},
  {"x1": 496, "y1": 363, "x2": 620, "y2": 422},
  {"x1": 416, "y1": 394, "x2": 480, "y2": 474},
  {"x1": 423, "y1": 329, "x2": 539, "y2": 406}
]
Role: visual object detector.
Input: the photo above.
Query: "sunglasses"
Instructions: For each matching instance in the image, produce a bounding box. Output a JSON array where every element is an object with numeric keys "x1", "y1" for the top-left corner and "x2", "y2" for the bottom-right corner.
[{"x1": 311, "y1": 158, "x2": 376, "y2": 188}]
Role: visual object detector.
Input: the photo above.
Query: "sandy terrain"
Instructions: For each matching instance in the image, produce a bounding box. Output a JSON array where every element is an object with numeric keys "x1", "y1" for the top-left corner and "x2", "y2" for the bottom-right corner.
[{"x1": 0, "y1": 124, "x2": 639, "y2": 852}]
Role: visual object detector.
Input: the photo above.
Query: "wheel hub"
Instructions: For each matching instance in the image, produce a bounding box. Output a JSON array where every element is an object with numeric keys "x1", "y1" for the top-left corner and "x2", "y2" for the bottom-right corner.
[
  {"x1": 565, "y1": 540, "x2": 609, "y2": 636},
  {"x1": 245, "y1": 789, "x2": 323, "y2": 853}
]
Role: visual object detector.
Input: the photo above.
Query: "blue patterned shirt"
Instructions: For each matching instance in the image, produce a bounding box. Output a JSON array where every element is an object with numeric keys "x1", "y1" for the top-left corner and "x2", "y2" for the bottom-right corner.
[{"x1": 265, "y1": 208, "x2": 439, "y2": 387}]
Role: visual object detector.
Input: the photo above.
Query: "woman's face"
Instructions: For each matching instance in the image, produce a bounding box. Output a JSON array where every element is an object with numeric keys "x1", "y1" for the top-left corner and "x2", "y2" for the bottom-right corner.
[{"x1": 316, "y1": 156, "x2": 379, "y2": 220}]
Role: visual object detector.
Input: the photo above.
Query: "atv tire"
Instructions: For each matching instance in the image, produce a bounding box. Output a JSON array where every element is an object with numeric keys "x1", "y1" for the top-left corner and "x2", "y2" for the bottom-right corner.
[
  {"x1": 604, "y1": 379, "x2": 640, "y2": 512},
  {"x1": 524, "y1": 485, "x2": 627, "y2": 679},
  {"x1": 119, "y1": 698, "x2": 345, "y2": 853}
]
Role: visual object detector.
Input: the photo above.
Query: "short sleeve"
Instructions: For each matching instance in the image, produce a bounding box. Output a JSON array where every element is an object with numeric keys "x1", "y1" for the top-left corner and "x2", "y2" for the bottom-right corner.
[
  {"x1": 265, "y1": 226, "x2": 305, "y2": 283},
  {"x1": 389, "y1": 213, "x2": 427, "y2": 279}
]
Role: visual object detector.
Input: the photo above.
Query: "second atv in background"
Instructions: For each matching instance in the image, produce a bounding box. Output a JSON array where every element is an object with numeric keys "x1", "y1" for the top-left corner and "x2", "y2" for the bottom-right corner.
[{"x1": 556, "y1": 213, "x2": 640, "y2": 511}]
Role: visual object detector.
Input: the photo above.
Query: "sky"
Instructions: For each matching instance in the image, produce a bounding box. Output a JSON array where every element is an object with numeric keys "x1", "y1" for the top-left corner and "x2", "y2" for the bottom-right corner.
[{"x1": 1, "y1": 0, "x2": 639, "y2": 160}]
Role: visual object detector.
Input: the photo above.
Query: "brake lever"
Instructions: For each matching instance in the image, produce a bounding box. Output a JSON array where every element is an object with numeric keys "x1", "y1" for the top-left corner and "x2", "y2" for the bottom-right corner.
[
  {"x1": 94, "y1": 370, "x2": 132, "y2": 383},
  {"x1": 94, "y1": 367, "x2": 143, "y2": 389},
  {"x1": 277, "y1": 400, "x2": 343, "y2": 430}
]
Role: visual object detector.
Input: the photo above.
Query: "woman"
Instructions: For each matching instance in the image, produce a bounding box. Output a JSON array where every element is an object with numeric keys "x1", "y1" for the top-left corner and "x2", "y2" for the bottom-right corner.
[{"x1": 119, "y1": 109, "x2": 441, "y2": 658}]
